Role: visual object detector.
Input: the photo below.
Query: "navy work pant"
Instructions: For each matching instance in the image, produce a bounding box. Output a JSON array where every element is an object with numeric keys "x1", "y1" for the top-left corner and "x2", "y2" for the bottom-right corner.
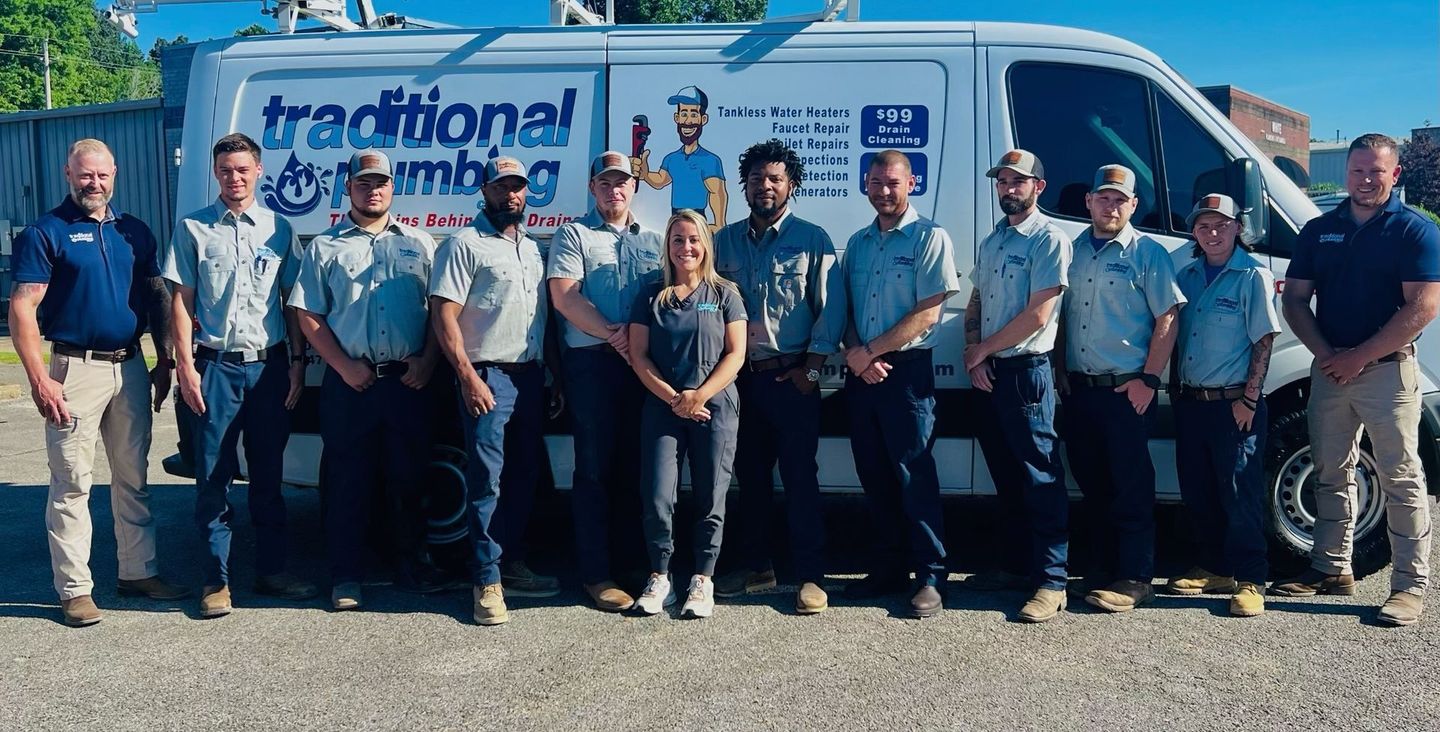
[
  {"x1": 639, "y1": 393, "x2": 739, "y2": 576},
  {"x1": 973, "y1": 354, "x2": 1069, "y2": 591},
  {"x1": 731, "y1": 365, "x2": 826, "y2": 581},
  {"x1": 846, "y1": 351, "x2": 947, "y2": 584},
  {"x1": 1174, "y1": 396, "x2": 1269, "y2": 585},
  {"x1": 1062, "y1": 381, "x2": 1157, "y2": 583},
  {"x1": 563, "y1": 347, "x2": 646, "y2": 585},
  {"x1": 193, "y1": 349, "x2": 291, "y2": 587},
  {"x1": 320, "y1": 366, "x2": 430, "y2": 584},
  {"x1": 458, "y1": 363, "x2": 544, "y2": 587}
]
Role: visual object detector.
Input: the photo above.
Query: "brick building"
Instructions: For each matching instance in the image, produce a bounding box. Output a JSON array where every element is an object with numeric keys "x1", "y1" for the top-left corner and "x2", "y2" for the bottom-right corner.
[{"x1": 1200, "y1": 85, "x2": 1310, "y2": 184}]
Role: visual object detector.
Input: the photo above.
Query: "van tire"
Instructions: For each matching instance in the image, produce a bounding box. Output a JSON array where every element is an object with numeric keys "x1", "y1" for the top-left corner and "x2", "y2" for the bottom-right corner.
[{"x1": 1264, "y1": 409, "x2": 1391, "y2": 579}]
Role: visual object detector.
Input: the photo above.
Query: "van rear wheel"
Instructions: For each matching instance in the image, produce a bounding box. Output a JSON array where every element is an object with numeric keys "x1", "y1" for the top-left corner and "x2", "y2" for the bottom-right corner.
[{"x1": 1264, "y1": 409, "x2": 1390, "y2": 578}]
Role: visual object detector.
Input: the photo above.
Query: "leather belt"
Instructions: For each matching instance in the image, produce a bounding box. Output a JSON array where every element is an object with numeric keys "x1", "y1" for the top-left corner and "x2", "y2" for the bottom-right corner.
[
  {"x1": 374, "y1": 360, "x2": 409, "y2": 378},
  {"x1": 472, "y1": 360, "x2": 541, "y2": 374},
  {"x1": 1068, "y1": 372, "x2": 1141, "y2": 388},
  {"x1": 747, "y1": 352, "x2": 804, "y2": 372},
  {"x1": 881, "y1": 348, "x2": 930, "y2": 364},
  {"x1": 1378, "y1": 344, "x2": 1416, "y2": 364},
  {"x1": 1176, "y1": 385, "x2": 1247, "y2": 402},
  {"x1": 991, "y1": 353, "x2": 1049, "y2": 371},
  {"x1": 53, "y1": 343, "x2": 138, "y2": 363},
  {"x1": 575, "y1": 343, "x2": 620, "y2": 357},
  {"x1": 195, "y1": 344, "x2": 284, "y2": 364}
]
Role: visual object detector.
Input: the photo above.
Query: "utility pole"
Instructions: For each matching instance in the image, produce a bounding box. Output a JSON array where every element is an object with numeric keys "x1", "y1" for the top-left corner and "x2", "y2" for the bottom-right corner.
[{"x1": 42, "y1": 37, "x2": 52, "y2": 110}]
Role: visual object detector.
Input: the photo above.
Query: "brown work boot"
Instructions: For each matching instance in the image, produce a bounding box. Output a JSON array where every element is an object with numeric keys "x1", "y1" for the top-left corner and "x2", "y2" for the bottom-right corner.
[
  {"x1": 1230, "y1": 582, "x2": 1266, "y2": 617},
  {"x1": 61, "y1": 595, "x2": 102, "y2": 627},
  {"x1": 117, "y1": 575, "x2": 192, "y2": 601},
  {"x1": 1085, "y1": 580, "x2": 1156, "y2": 613},
  {"x1": 795, "y1": 582, "x2": 828, "y2": 614},
  {"x1": 713, "y1": 567, "x2": 778, "y2": 598},
  {"x1": 254, "y1": 573, "x2": 320, "y2": 601},
  {"x1": 583, "y1": 581, "x2": 634, "y2": 612},
  {"x1": 1017, "y1": 588, "x2": 1067, "y2": 623},
  {"x1": 200, "y1": 585, "x2": 232, "y2": 618},
  {"x1": 473, "y1": 583, "x2": 510, "y2": 626},
  {"x1": 910, "y1": 583, "x2": 944, "y2": 618},
  {"x1": 1378, "y1": 591, "x2": 1425, "y2": 627},
  {"x1": 1268, "y1": 569, "x2": 1356, "y2": 597},
  {"x1": 1164, "y1": 567, "x2": 1239, "y2": 596}
]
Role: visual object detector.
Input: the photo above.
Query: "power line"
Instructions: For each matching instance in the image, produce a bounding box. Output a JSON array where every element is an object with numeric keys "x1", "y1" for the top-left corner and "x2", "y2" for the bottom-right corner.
[
  {"x1": 0, "y1": 46, "x2": 158, "y2": 72},
  {"x1": 0, "y1": 31, "x2": 153, "y2": 65}
]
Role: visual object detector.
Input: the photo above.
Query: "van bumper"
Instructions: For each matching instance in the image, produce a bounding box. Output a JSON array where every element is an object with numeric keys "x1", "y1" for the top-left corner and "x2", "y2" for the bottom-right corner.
[{"x1": 1422, "y1": 392, "x2": 1440, "y2": 495}]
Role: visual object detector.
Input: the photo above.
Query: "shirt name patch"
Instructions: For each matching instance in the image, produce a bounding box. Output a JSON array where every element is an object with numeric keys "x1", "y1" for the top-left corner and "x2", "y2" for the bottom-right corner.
[
  {"x1": 1103, "y1": 262, "x2": 1131, "y2": 276},
  {"x1": 1318, "y1": 233, "x2": 1347, "y2": 244},
  {"x1": 68, "y1": 232, "x2": 95, "y2": 243},
  {"x1": 1004, "y1": 253, "x2": 1027, "y2": 267},
  {"x1": 891, "y1": 255, "x2": 915, "y2": 268},
  {"x1": 1214, "y1": 296, "x2": 1241, "y2": 312},
  {"x1": 635, "y1": 248, "x2": 660, "y2": 262},
  {"x1": 696, "y1": 302, "x2": 720, "y2": 313},
  {"x1": 398, "y1": 247, "x2": 421, "y2": 258}
]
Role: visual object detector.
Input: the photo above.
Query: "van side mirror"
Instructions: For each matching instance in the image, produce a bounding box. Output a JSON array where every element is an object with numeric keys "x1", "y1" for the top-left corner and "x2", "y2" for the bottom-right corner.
[{"x1": 1227, "y1": 157, "x2": 1269, "y2": 247}]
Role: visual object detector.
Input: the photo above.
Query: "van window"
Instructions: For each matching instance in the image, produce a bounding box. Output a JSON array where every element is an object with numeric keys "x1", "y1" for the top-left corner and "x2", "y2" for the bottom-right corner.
[
  {"x1": 1008, "y1": 63, "x2": 1160, "y2": 231},
  {"x1": 1154, "y1": 91, "x2": 1230, "y2": 233}
]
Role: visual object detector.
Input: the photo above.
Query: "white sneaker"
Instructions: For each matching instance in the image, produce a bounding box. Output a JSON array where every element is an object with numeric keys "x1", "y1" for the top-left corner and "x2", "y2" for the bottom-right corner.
[
  {"x1": 681, "y1": 574, "x2": 715, "y2": 619},
  {"x1": 631, "y1": 573, "x2": 676, "y2": 615}
]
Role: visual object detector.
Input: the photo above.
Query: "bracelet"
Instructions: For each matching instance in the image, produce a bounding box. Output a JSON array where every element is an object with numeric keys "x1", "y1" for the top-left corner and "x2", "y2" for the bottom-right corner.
[{"x1": 1237, "y1": 396, "x2": 1257, "y2": 411}]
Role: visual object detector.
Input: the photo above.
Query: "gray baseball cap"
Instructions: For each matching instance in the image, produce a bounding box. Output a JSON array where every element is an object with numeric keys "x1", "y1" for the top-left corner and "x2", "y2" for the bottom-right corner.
[
  {"x1": 589, "y1": 150, "x2": 633, "y2": 179},
  {"x1": 986, "y1": 149, "x2": 1045, "y2": 179},
  {"x1": 483, "y1": 156, "x2": 529, "y2": 185},
  {"x1": 1091, "y1": 164, "x2": 1137, "y2": 198},
  {"x1": 1186, "y1": 193, "x2": 1241, "y2": 228},
  {"x1": 348, "y1": 150, "x2": 393, "y2": 180}
]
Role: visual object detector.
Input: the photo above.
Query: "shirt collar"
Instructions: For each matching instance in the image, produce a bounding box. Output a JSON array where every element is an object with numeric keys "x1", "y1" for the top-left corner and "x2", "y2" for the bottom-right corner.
[
  {"x1": 996, "y1": 209, "x2": 1048, "y2": 237},
  {"x1": 1334, "y1": 193, "x2": 1405, "y2": 224},
  {"x1": 867, "y1": 205, "x2": 921, "y2": 239},
  {"x1": 579, "y1": 208, "x2": 640, "y2": 235},
  {"x1": 1085, "y1": 223, "x2": 1139, "y2": 251},
  {"x1": 212, "y1": 198, "x2": 259, "y2": 225},
  {"x1": 748, "y1": 208, "x2": 793, "y2": 242},
  {"x1": 337, "y1": 213, "x2": 404, "y2": 238},
  {"x1": 56, "y1": 195, "x2": 116, "y2": 224}
]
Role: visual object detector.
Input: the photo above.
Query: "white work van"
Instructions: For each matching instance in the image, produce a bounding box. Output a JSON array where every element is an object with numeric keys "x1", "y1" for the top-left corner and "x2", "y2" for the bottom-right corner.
[{"x1": 169, "y1": 20, "x2": 1440, "y2": 574}]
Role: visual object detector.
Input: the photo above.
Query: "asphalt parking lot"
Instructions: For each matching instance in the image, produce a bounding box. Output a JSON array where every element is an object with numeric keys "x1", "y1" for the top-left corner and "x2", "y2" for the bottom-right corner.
[{"x1": 4, "y1": 373, "x2": 1440, "y2": 731}]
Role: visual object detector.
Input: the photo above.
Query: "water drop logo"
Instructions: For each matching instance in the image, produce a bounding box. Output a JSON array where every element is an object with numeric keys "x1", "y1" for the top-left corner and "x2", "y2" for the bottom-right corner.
[{"x1": 260, "y1": 152, "x2": 334, "y2": 217}]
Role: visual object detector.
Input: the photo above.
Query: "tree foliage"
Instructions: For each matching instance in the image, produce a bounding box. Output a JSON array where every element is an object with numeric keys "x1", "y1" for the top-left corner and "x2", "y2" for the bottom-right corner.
[
  {"x1": 1401, "y1": 133, "x2": 1440, "y2": 214},
  {"x1": 234, "y1": 23, "x2": 271, "y2": 37},
  {"x1": 593, "y1": 0, "x2": 768, "y2": 24},
  {"x1": 0, "y1": 0, "x2": 156, "y2": 113}
]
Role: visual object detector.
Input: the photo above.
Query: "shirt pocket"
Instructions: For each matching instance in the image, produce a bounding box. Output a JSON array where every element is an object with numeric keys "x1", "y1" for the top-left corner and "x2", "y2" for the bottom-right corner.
[
  {"x1": 772, "y1": 256, "x2": 810, "y2": 310},
  {"x1": 200, "y1": 246, "x2": 237, "y2": 308},
  {"x1": 1200, "y1": 312, "x2": 1241, "y2": 353},
  {"x1": 391, "y1": 255, "x2": 428, "y2": 302},
  {"x1": 476, "y1": 264, "x2": 519, "y2": 308}
]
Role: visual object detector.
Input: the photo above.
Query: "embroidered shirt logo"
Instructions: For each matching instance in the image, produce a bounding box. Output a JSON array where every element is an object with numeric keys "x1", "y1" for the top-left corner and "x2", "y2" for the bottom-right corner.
[
  {"x1": 891, "y1": 255, "x2": 915, "y2": 268},
  {"x1": 1214, "y1": 296, "x2": 1241, "y2": 312},
  {"x1": 1318, "y1": 233, "x2": 1346, "y2": 244},
  {"x1": 1103, "y1": 262, "x2": 1131, "y2": 275},
  {"x1": 398, "y1": 247, "x2": 422, "y2": 258},
  {"x1": 696, "y1": 302, "x2": 720, "y2": 313},
  {"x1": 1004, "y1": 253, "x2": 1027, "y2": 267},
  {"x1": 68, "y1": 232, "x2": 95, "y2": 243}
]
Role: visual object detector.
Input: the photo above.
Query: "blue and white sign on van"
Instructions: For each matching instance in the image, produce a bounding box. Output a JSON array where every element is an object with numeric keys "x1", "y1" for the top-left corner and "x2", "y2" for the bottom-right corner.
[
  {"x1": 609, "y1": 62, "x2": 946, "y2": 238},
  {"x1": 233, "y1": 72, "x2": 601, "y2": 235}
]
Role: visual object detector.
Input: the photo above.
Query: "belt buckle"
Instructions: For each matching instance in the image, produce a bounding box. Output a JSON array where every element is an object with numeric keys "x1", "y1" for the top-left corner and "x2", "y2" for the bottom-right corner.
[{"x1": 242, "y1": 349, "x2": 261, "y2": 363}]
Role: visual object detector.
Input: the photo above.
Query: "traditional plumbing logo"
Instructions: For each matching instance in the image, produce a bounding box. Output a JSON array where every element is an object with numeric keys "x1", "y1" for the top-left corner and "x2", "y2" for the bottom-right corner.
[{"x1": 256, "y1": 85, "x2": 577, "y2": 218}]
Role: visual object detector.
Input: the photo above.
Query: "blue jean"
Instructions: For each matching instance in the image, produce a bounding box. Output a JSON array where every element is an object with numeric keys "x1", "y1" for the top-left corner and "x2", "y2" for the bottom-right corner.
[
  {"x1": 845, "y1": 351, "x2": 947, "y2": 584},
  {"x1": 563, "y1": 347, "x2": 646, "y2": 584},
  {"x1": 732, "y1": 365, "x2": 826, "y2": 581},
  {"x1": 458, "y1": 363, "x2": 544, "y2": 587},
  {"x1": 320, "y1": 367, "x2": 430, "y2": 584},
  {"x1": 1174, "y1": 396, "x2": 1269, "y2": 585},
  {"x1": 1062, "y1": 381, "x2": 1157, "y2": 583},
  {"x1": 192, "y1": 350, "x2": 291, "y2": 587},
  {"x1": 974, "y1": 355, "x2": 1069, "y2": 590}
]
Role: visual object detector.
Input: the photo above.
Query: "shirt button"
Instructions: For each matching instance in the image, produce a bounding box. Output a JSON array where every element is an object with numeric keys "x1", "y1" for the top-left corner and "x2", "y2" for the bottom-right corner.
[{"x1": 1084, "y1": 302, "x2": 1089, "y2": 306}]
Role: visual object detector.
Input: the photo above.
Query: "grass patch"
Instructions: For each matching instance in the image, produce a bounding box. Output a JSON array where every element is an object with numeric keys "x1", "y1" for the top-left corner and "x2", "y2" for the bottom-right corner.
[{"x1": 0, "y1": 351, "x2": 158, "y2": 368}]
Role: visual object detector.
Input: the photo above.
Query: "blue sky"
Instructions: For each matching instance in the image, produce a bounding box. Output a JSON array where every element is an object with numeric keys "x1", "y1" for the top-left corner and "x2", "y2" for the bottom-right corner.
[{"x1": 111, "y1": 0, "x2": 1438, "y2": 140}]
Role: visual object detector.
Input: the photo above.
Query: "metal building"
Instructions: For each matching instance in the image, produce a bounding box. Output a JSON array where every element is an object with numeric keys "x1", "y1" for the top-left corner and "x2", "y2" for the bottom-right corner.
[{"x1": 0, "y1": 98, "x2": 170, "y2": 314}]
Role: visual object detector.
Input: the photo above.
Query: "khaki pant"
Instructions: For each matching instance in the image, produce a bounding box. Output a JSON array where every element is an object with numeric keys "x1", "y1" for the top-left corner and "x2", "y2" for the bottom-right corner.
[
  {"x1": 45, "y1": 351, "x2": 157, "y2": 600},
  {"x1": 1308, "y1": 359, "x2": 1430, "y2": 595}
]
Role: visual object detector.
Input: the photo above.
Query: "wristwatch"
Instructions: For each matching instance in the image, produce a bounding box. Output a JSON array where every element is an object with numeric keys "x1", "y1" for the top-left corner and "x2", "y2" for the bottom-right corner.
[
  {"x1": 1139, "y1": 373, "x2": 1162, "y2": 389},
  {"x1": 804, "y1": 368, "x2": 821, "y2": 383}
]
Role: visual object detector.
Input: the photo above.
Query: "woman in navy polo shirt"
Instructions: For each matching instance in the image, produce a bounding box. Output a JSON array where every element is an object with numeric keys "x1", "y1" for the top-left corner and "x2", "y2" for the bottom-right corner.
[
  {"x1": 1167, "y1": 194, "x2": 1281, "y2": 617},
  {"x1": 627, "y1": 209, "x2": 747, "y2": 619}
]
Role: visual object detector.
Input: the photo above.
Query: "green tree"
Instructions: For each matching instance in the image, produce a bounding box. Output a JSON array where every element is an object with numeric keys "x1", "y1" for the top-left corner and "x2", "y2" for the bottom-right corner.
[
  {"x1": 1401, "y1": 133, "x2": 1440, "y2": 213},
  {"x1": 0, "y1": 0, "x2": 155, "y2": 112},
  {"x1": 580, "y1": 0, "x2": 768, "y2": 24},
  {"x1": 234, "y1": 23, "x2": 271, "y2": 37},
  {"x1": 149, "y1": 34, "x2": 188, "y2": 64}
]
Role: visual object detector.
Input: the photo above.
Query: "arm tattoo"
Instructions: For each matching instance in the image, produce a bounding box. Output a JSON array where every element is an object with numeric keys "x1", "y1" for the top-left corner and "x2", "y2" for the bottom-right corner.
[
  {"x1": 1245, "y1": 333, "x2": 1274, "y2": 394},
  {"x1": 145, "y1": 276, "x2": 174, "y2": 357},
  {"x1": 964, "y1": 289, "x2": 982, "y2": 346}
]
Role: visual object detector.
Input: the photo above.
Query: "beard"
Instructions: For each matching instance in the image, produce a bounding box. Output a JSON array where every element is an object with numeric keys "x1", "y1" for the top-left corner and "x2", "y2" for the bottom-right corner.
[
  {"x1": 677, "y1": 124, "x2": 701, "y2": 146},
  {"x1": 485, "y1": 204, "x2": 526, "y2": 230},
  {"x1": 70, "y1": 186, "x2": 112, "y2": 213},
  {"x1": 999, "y1": 191, "x2": 1036, "y2": 216},
  {"x1": 747, "y1": 191, "x2": 788, "y2": 220},
  {"x1": 1092, "y1": 219, "x2": 1125, "y2": 237}
]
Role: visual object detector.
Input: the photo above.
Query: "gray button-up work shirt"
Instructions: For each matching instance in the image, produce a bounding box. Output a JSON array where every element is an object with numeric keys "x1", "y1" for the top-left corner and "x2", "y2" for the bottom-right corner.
[
  {"x1": 1063, "y1": 224, "x2": 1185, "y2": 375},
  {"x1": 162, "y1": 199, "x2": 301, "y2": 352},
  {"x1": 288, "y1": 216, "x2": 437, "y2": 363},
  {"x1": 545, "y1": 209, "x2": 663, "y2": 349},
  {"x1": 842, "y1": 206, "x2": 960, "y2": 350},
  {"x1": 970, "y1": 210, "x2": 1073, "y2": 358},
  {"x1": 429, "y1": 213, "x2": 548, "y2": 364},
  {"x1": 714, "y1": 210, "x2": 846, "y2": 360},
  {"x1": 1176, "y1": 247, "x2": 1280, "y2": 388}
]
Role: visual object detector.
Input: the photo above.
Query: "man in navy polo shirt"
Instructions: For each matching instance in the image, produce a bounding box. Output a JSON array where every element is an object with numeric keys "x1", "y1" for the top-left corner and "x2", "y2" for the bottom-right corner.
[
  {"x1": 1275, "y1": 133, "x2": 1440, "y2": 626},
  {"x1": 8, "y1": 138, "x2": 189, "y2": 627}
]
